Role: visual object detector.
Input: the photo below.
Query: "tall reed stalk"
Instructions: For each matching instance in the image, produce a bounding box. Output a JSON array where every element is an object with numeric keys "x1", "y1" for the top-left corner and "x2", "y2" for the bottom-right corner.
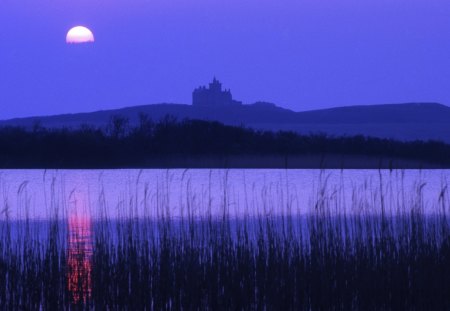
[{"x1": 0, "y1": 170, "x2": 449, "y2": 310}]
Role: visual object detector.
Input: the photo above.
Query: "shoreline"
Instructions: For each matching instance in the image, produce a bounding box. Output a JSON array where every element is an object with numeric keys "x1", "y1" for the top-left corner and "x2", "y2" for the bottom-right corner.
[{"x1": 0, "y1": 154, "x2": 445, "y2": 169}]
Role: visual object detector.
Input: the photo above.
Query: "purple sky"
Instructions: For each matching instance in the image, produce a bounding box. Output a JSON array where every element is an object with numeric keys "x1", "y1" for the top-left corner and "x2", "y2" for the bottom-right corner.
[{"x1": 0, "y1": 0, "x2": 449, "y2": 119}]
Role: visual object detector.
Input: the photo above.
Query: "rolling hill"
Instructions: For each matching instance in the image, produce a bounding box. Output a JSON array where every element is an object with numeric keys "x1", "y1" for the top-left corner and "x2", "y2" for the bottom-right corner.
[{"x1": 1, "y1": 102, "x2": 450, "y2": 142}]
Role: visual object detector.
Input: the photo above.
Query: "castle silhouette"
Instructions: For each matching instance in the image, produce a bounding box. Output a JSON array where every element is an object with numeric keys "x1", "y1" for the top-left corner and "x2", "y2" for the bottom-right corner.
[{"x1": 193, "y1": 78, "x2": 242, "y2": 106}]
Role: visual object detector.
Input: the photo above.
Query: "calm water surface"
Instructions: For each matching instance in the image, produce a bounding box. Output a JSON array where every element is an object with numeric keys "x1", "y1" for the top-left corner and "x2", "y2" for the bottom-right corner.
[
  {"x1": 1, "y1": 169, "x2": 449, "y2": 303},
  {"x1": 0, "y1": 169, "x2": 448, "y2": 219}
]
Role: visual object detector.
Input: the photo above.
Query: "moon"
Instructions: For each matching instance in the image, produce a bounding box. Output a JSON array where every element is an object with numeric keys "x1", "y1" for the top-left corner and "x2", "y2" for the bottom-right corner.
[{"x1": 66, "y1": 26, "x2": 95, "y2": 44}]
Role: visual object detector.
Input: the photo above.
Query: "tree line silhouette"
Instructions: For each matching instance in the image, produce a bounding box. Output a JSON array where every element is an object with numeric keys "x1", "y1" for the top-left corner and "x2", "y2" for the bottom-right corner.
[{"x1": 0, "y1": 114, "x2": 448, "y2": 168}]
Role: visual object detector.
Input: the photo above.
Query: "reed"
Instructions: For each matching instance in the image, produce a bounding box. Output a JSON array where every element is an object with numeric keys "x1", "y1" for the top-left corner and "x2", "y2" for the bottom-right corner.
[{"x1": 0, "y1": 170, "x2": 449, "y2": 310}]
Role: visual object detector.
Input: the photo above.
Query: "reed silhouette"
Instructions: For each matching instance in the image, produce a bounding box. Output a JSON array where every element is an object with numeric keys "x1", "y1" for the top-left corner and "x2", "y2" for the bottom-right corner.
[{"x1": 0, "y1": 171, "x2": 449, "y2": 309}]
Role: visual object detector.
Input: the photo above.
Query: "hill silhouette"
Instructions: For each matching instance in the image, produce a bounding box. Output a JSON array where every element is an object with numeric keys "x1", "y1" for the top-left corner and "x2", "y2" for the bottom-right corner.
[{"x1": 1, "y1": 102, "x2": 450, "y2": 142}]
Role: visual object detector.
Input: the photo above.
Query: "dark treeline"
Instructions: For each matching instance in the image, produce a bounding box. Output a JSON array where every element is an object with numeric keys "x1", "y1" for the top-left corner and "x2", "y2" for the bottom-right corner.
[{"x1": 0, "y1": 114, "x2": 449, "y2": 168}]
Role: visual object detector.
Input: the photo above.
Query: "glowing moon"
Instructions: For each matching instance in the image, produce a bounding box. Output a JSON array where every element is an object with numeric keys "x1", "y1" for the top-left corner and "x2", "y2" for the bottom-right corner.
[{"x1": 66, "y1": 26, "x2": 94, "y2": 44}]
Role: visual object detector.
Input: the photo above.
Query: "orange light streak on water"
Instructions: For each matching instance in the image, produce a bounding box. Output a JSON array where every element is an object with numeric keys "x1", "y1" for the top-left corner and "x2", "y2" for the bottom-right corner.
[{"x1": 67, "y1": 215, "x2": 93, "y2": 304}]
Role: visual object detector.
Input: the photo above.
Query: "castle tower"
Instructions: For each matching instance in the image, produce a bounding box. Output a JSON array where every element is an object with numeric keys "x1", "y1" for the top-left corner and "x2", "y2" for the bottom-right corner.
[
  {"x1": 192, "y1": 78, "x2": 242, "y2": 107},
  {"x1": 209, "y1": 77, "x2": 222, "y2": 93}
]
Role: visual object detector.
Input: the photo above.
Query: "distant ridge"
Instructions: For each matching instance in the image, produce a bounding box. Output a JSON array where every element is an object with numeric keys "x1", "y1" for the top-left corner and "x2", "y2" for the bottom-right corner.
[
  {"x1": 297, "y1": 103, "x2": 450, "y2": 124},
  {"x1": 1, "y1": 102, "x2": 450, "y2": 143}
]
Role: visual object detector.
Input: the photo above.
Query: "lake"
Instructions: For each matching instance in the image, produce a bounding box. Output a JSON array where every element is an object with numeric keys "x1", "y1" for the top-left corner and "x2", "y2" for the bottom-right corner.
[
  {"x1": 2, "y1": 169, "x2": 450, "y2": 309},
  {"x1": 0, "y1": 169, "x2": 448, "y2": 220}
]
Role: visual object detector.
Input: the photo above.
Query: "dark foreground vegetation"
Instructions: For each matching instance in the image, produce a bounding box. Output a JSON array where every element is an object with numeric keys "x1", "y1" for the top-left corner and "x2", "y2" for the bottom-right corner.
[
  {"x1": 1, "y1": 211, "x2": 450, "y2": 309},
  {"x1": 1, "y1": 171, "x2": 450, "y2": 310},
  {"x1": 0, "y1": 115, "x2": 450, "y2": 168}
]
